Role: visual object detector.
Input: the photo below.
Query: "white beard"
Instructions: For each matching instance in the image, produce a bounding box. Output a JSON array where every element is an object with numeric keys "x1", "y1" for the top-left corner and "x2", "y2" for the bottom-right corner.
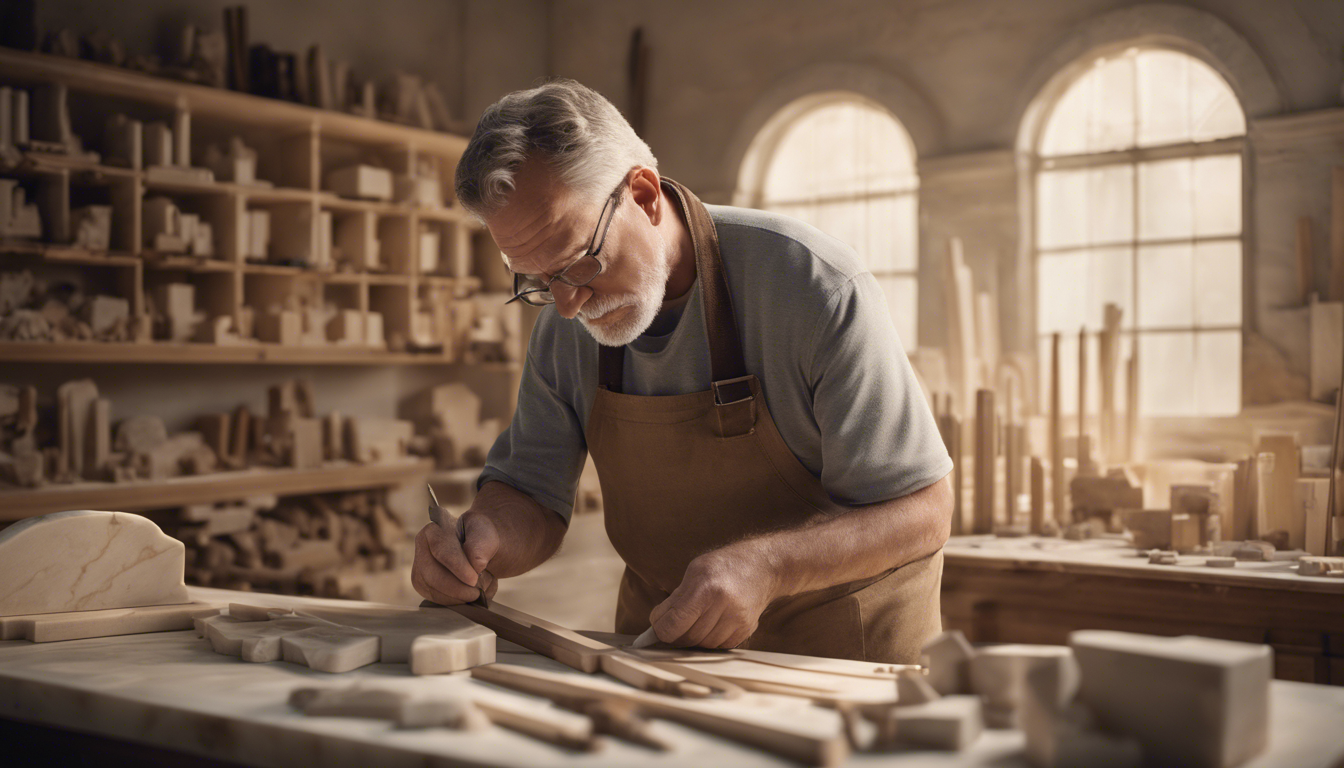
[{"x1": 578, "y1": 231, "x2": 672, "y2": 347}]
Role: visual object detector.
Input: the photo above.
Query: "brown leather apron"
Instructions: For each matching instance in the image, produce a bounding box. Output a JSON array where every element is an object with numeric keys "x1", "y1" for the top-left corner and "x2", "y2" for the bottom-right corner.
[{"x1": 584, "y1": 179, "x2": 943, "y2": 663}]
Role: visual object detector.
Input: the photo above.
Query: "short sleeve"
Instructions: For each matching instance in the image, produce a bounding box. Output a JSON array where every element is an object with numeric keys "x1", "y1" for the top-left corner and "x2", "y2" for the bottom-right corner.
[
  {"x1": 478, "y1": 343, "x2": 587, "y2": 523},
  {"x1": 809, "y1": 273, "x2": 952, "y2": 505}
]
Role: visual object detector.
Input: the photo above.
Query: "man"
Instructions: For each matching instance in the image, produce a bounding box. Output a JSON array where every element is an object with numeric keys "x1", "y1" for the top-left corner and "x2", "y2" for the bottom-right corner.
[{"x1": 412, "y1": 80, "x2": 953, "y2": 662}]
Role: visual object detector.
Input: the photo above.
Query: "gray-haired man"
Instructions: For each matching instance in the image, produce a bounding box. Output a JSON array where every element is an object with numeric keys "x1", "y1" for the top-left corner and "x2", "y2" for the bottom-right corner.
[{"x1": 412, "y1": 80, "x2": 953, "y2": 662}]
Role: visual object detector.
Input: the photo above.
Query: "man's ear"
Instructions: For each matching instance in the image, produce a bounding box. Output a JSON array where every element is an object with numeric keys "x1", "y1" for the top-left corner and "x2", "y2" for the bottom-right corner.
[{"x1": 629, "y1": 167, "x2": 662, "y2": 226}]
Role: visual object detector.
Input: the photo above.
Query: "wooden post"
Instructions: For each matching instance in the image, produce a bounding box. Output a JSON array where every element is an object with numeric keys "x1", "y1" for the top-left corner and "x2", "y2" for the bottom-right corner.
[
  {"x1": 1100, "y1": 304, "x2": 1121, "y2": 467},
  {"x1": 1030, "y1": 457, "x2": 1045, "y2": 534},
  {"x1": 1050, "y1": 332, "x2": 1065, "y2": 527},
  {"x1": 1125, "y1": 349, "x2": 1139, "y2": 463},
  {"x1": 974, "y1": 388, "x2": 996, "y2": 534},
  {"x1": 1004, "y1": 377, "x2": 1017, "y2": 525},
  {"x1": 1077, "y1": 325, "x2": 1087, "y2": 471},
  {"x1": 937, "y1": 407, "x2": 963, "y2": 537}
]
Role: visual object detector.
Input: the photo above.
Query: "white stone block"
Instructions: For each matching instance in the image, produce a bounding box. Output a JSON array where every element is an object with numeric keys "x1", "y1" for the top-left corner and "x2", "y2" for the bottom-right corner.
[
  {"x1": 327, "y1": 165, "x2": 392, "y2": 201},
  {"x1": 1071, "y1": 631, "x2": 1271, "y2": 768}
]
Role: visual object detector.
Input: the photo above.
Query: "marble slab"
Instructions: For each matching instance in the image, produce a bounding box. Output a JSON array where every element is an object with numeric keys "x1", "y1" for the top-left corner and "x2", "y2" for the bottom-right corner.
[
  {"x1": 0, "y1": 603, "x2": 219, "y2": 642},
  {"x1": 0, "y1": 510, "x2": 190, "y2": 616},
  {"x1": 2, "y1": 588, "x2": 1341, "y2": 768}
]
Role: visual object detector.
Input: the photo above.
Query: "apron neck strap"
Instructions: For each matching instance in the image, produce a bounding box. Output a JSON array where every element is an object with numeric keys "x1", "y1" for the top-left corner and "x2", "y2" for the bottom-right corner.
[{"x1": 599, "y1": 178, "x2": 748, "y2": 395}]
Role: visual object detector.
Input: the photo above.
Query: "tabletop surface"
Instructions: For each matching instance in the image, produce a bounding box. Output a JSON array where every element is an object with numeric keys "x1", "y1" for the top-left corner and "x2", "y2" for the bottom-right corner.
[
  {"x1": 2, "y1": 587, "x2": 1343, "y2": 768},
  {"x1": 943, "y1": 535, "x2": 1344, "y2": 593}
]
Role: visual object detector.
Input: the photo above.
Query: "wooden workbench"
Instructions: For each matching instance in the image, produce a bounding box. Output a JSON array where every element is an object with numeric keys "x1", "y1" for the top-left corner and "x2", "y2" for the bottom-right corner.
[
  {"x1": 3, "y1": 587, "x2": 1344, "y2": 767},
  {"x1": 941, "y1": 536, "x2": 1344, "y2": 685}
]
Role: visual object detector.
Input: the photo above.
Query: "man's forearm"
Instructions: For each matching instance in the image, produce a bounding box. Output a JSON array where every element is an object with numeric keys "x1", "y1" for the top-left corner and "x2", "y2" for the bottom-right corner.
[
  {"x1": 748, "y1": 473, "x2": 953, "y2": 600},
  {"x1": 464, "y1": 480, "x2": 568, "y2": 578}
]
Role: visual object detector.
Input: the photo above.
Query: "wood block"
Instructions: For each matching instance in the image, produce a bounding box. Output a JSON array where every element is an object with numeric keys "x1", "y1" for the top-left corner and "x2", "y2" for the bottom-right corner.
[
  {"x1": 346, "y1": 417, "x2": 413, "y2": 463},
  {"x1": 969, "y1": 644, "x2": 1076, "y2": 729},
  {"x1": 0, "y1": 510, "x2": 190, "y2": 617},
  {"x1": 1298, "y1": 478, "x2": 1331, "y2": 556},
  {"x1": 1170, "y1": 514, "x2": 1201, "y2": 553},
  {"x1": 1071, "y1": 631, "x2": 1271, "y2": 768},
  {"x1": 1257, "y1": 435, "x2": 1301, "y2": 547},
  {"x1": 889, "y1": 695, "x2": 983, "y2": 751},
  {"x1": 291, "y1": 416, "x2": 323, "y2": 469},
  {"x1": 0, "y1": 603, "x2": 219, "y2": 642},
  {"x1": 1120, "y1": 509, "x2": 1172, "y2": 550},
  {"x1": 281, "y1": 625, "x2": 381, "y2": 673},
  {"x1": 299, "y1": 605, "x2": 495, "y2": 666},
  {"x1": 922, "y1": 630, "x2": 975, "y2": 695},
  {"x1": 474, "y1": 697, "x2": 599, "y2": 752}
]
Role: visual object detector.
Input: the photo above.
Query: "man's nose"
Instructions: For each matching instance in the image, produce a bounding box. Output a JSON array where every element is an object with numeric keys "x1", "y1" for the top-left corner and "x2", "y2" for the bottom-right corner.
[{"x1": 552, "y1": 281, "x2": 591, "y2": 319}]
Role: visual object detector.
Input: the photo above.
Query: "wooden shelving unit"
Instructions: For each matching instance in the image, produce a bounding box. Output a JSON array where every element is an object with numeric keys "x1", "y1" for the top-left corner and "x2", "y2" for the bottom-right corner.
[
  {"x1": 0, "y1": 458, "x2": 434, "y2": 521},
  {"x1": 0, "y1": 47, "x2": 516, "y2": 365},
  {"x1": 0, "y1": 49, "x2": 520, "y2": 519}
]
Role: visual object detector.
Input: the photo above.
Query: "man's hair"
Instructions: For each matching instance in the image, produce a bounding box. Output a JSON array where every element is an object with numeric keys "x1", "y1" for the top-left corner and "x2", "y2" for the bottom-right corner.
[{"x1": 454, "y1": 79, "x2": 657, "y2": 219}]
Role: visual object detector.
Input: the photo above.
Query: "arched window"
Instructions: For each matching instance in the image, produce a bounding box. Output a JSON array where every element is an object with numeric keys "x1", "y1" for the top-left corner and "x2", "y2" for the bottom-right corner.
[
  {"x1": 1032, "y1": 48, "x2": 1246, "y2": 418},
  {"x1": 738, "y1": 95, "x2": 919, "y2": 346}
]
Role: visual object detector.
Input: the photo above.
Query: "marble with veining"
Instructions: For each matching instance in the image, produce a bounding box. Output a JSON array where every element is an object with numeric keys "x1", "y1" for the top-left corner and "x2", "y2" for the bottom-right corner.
[
  {"x1": 0, "y1": 510, "x2": 190, "y2": 617},
  {"x1": 1, "y1": 587, "x2": 1341, "y2": 768}
]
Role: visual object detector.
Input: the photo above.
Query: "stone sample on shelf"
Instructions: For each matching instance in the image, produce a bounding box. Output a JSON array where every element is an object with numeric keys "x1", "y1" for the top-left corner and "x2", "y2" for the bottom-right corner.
[
  {"x1": 0, "y1": 510, "x2": 190, "y2": 616},
  {"x1": 327, "y1": 165, "x2": 392, "y2": 201},
  {"x1": 1071, "y1": 630, "x2": 1271, "y2": 768},
  {"x1": 404, "y1": 382, "x2": 500, "y2": 470},
  {"x1": 70, "y1": 205, "x2": 112, "y2": 251},
  {"x1": 347, "y1": 417, "x2": 413, "y2": 464}
]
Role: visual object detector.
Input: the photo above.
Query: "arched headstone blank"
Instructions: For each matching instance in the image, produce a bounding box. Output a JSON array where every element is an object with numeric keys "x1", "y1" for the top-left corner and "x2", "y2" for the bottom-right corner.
[{"x1": 0, "y1": 510, "x2": 189, "y2": 617}]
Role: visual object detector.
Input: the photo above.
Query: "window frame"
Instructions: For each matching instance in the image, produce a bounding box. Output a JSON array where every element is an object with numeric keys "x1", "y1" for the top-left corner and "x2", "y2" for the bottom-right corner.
[{"x1": 1027, "y1": 47, "x2": 1249, "y2": 419}]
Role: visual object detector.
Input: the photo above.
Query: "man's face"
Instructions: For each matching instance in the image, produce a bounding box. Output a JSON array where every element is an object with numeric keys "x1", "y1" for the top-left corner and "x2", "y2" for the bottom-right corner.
[{"x1": 484, "y1": 160, "x2": 671, "y2": 346}]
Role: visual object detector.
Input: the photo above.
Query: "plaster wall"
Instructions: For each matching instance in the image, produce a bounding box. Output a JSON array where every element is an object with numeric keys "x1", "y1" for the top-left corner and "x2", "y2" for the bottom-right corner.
[{"x1": 546, "y1": 0, "x2": 1344, "y2": 403}]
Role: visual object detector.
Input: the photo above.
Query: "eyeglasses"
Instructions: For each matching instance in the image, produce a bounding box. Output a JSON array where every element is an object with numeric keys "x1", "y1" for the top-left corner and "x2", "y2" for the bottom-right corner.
[{"x1": 506, "y1": 181, "x2": 625, "y2": 306}]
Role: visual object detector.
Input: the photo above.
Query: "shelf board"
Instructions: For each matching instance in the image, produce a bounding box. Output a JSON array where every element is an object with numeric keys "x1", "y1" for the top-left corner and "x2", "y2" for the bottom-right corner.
[
  {"x1": 1, "y1": 243, "x2": 140, "y2": 267},
  {"x1": 0, "y1": 340, "x2": 476, "y2": 365},
  {"x1": 0, "y1": 459, "x2": 434, "y2": 521},
  {"x1": 0, "y1": 49, "x2": 469, "y2": 159}
]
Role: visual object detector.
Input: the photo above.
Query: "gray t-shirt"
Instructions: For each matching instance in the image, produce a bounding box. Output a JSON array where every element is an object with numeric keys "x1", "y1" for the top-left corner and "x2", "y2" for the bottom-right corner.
[{"x1": 479, "y1": 204, "x2": 952, "y2": 521}]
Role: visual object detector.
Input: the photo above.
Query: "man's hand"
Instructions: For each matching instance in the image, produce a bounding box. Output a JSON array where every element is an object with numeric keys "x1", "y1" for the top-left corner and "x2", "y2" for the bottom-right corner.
[
  {"x1": 411, "y1": 513, "x2": 501, "y2": 606},
  {"x1": 647, "y1": 542, "x2": 779, "y2": 649}
]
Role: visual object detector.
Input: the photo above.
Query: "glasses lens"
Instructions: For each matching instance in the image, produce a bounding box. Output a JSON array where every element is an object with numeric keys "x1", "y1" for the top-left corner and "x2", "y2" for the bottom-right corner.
[
  {"x1": 557, "y1": 255, "x2": 601, "y2": 287},
  {"x1": 520, "y1": 291, "x2": 554, "y2": 306}
]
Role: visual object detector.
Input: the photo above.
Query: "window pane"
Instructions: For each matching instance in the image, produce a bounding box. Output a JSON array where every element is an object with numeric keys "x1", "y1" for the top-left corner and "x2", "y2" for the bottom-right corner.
[
  {"x1": 763, "y1": 100, "x2": 915, "y2": 202},
  {"x1": 1038, "y1": 169, "x2": 1088, "y2": 249},
  {"x1": 1195, "y1": 331, "x2": 1241, "y2": 415},
  {"x1": 1137, "y1": 243, "x2": 1194, "y2": 329},
  {"x1": 1088, "y1": 54, "x2": 1136, "y2": 153},
  {"x1": 1137, "y1": 50, "x2": 1192, "y2": 147},
  {"x1": 1189, "y1": 59, "x2": 1246, "y2": 142},
  {"x1": 1041, "y1": 68, "x2": 1091, "y2": 157},
  {"x1": 1138, "y1": 159, "x2": 1193, "y2": 240},
  {"x1": 1087, "y1": 165, "x2": 1134, "y2": 246},
  {"x1": 849, "y1": 194, "x2": 917, "y2": 275},
  {"x1": 1193, "y1": 154, "x2": 1241, "y2": 237},
  {"x1": 1194, "y1": 241, "x2": 1241, "y2": 327},
  {"x1": 1139, "y1": 331, "x2": 1195, "y2": 416},
  {"x1": 876, "y1": 275, "x2": 917, "y2": 348},
  {"x1": 1088, "y1": 247, "x2": 1134, "y2": 331},
  {"x1": 1038, "y1": 251, "x2": 1088, "y2": 334}
]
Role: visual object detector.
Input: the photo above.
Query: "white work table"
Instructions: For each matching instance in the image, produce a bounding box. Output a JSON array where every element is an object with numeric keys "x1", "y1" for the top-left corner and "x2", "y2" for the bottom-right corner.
[{"x1": 2, "y1": 587, "x2": 1343, "y2": 767}]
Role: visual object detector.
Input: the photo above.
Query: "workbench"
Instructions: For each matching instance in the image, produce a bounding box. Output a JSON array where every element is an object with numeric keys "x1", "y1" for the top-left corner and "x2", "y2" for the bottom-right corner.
[
  {"x1": 2, "y1": 587, "x2": 1344, "y2": 767},
  {"x1": 941, "y1": 536, "x2": 1344, "y2": 685}
]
